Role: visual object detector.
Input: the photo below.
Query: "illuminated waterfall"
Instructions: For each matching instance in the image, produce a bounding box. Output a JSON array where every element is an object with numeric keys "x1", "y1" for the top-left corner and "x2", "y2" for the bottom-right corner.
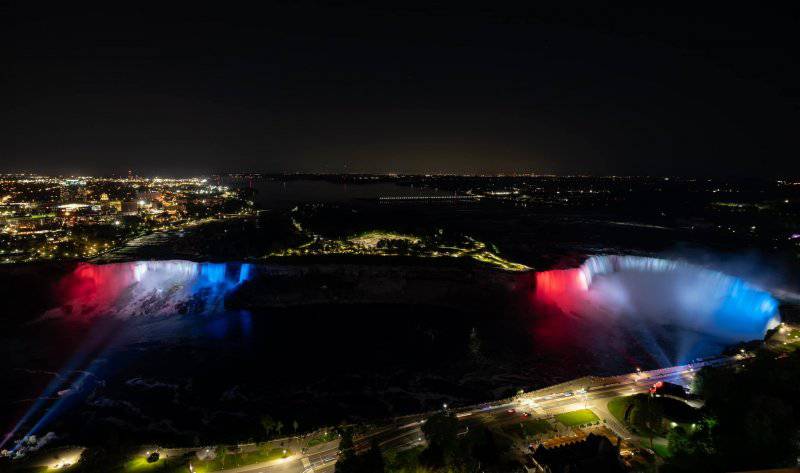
[
  {"x1": 535, "y1": 255, "x2": 780, "y2": 344},
  {"x1": 46, "y1": 261, "x2": 254, "y2": 319}
]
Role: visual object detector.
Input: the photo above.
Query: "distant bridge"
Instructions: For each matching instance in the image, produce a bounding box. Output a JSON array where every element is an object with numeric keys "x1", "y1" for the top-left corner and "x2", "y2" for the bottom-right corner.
[{"x1": 378, "y1": 195, "x2": 481, "y2": 202}]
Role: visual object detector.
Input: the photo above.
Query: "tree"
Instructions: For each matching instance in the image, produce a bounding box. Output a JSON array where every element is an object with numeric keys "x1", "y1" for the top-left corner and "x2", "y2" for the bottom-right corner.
[
  {"x1": 334, "y1": 428, "x2": 358, "y2": 473},
  {"x1": 293, "y1": 419, "x2": 299, "y2": 434},
  {"x1": 666, "y1": 349, "x2": 800, "y2": 472},
  {"x1": 469, "y1": 327, "x2": 483, "y2": 362},
  {"x1": 361, "y1": 439, "x2": 385, "y2": 473},
  {"x1": 260, "y1": 415, "x2": 275, "y2": 439},
  {"x1": 631, "y1": 394, "x2": 664, "y2": 448},
  {"x1": 275, "y1": 420, "x2": 284, "y2": 437},
  {"x1": 459, "y1": 426, "x2": 517, "y2": 472},
  {"x1": 420, "y1": 411, "x2": 460, "y2": 468},
  {"x1": 333, "y1": 432, "x2": 385, "y2": 473},
  {"x1": 338, "y1": 427, "x2": 355, "y2": 457},
  {"x1": 664, "y1": 420, "x2": 717, "y2": 473},
  {"x1": 69, "y1": 447, "x2": 127, "y2": 473},
  {"x1": 218, "y1": 446, "x2": 228, "y2": 468}
]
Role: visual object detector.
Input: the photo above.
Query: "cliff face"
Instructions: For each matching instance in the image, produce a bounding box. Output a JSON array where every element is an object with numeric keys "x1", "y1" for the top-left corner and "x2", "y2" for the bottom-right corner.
[
  {"x1": 0, "y1": 260, "x2": 533, "y2": 323},
  {"x1": 227, "y1": 264, "x2": 534, "y2": 311}
]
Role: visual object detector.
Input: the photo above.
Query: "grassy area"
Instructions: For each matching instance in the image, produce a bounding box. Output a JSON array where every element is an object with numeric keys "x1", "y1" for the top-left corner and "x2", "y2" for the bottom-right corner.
[
  {"x1": 609, "y1": 394, "x2": 700, "y2": 427},
  {"x1": 124, "y1": 456, "x2": 181, "y2": 472},
  {"x1": 522, "y1": 419, "x2": 554, "y2": 436},
  {"x1": 607, "y1": 396, "x2": 632, "y2": 424},
  {"x1": 270, "y1": 228, "x2": 530, "y2": 272},
  {"x1": 384, "y1": 445, "x2": 425, "y2": 473},
  {"x1": 775, "y1": 328, "x2": 800, "y2": 352},
  {"x1": 196, "y1": 447, "x2": 290, "y2": 472},
  {"x1": 652, "y1": 443, "x2": 671, "y2": 458},
  {"x1": 470, "y1": 251, "x2": 530, "y2": 271},
  {"x1": 306, "y1": 430, "x2": 338, "y2": 448},
  {"x1": 555, "y1": 409, "x2": 600, "y2": 427},
  {"x1": 348, "y1": 230, "x2": 420, "y2": 248},
  {"x1": 502, "y1": 419, "x2": 554, "y2": 438}
]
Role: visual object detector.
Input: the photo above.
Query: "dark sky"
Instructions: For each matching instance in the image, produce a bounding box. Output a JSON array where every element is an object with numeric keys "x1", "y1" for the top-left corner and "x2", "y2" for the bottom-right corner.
[{"x1": 4, "y1": 3, "x2": 799, "y2": 176}]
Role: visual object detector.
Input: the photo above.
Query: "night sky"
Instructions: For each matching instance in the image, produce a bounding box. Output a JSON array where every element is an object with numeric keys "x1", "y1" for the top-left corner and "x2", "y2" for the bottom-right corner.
[{"x1": 5, "y1": 3, "x2": 799, "y2": 177}]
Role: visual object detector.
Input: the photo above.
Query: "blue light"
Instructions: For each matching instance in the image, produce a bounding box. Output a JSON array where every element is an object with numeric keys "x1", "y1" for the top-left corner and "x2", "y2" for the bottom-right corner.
[
  {"x1": 713, "y1": 278, "x2": 779, "y2": 338},
  {"x1": 572, "y1": 255, "x2": 782, "y2": 366},
  {"x1": 198, "y1": 263, "x2": 227, "y2": 286},
  {"x1": 7, "y1": 261, "x2": 259, "y2": 449},
  {"x1": 239, "y1": 263, "x2": 252, "y2": 284}
]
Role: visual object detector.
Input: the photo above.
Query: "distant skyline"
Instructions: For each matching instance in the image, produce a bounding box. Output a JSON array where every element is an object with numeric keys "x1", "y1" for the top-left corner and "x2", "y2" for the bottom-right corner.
[
  {"x1": 2, "y1": 171, "x2": 798, "y2": 181},
  {"x1": 5, "y1": 4, "x2": 799, "y2": 177}
]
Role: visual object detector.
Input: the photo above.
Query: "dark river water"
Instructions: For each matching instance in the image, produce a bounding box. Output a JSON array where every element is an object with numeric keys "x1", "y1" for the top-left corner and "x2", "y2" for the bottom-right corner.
[
  {"x1": 2, "y1": 299, "x2": 594, "y2": 448},
  {"x1": 0, "y1": 256, "x2": 761, "y2": 449},
  {"x1": 228, "y1": 178, "x2": 441, "y2": 209},
  {"x1": 0, "y1": 180, "x2": 787, "y2": 451}
]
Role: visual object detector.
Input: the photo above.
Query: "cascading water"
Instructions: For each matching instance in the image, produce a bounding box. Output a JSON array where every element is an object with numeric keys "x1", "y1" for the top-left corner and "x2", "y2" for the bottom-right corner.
[
  {"x1": 2, "y1": 261, "x2": 256, "y2": 452},
  {"x1": 45, "y1": 260, "x2": 254, "y2": 320},
  {"x1": 534, "y1": 255, "x2": 780, "y2": 364}
]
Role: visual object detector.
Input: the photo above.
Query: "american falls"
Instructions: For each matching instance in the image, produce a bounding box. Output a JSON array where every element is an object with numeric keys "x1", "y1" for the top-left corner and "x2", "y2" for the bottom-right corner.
[{"x1": 45, "y1": 260, "x2": 254, "y2": 320}]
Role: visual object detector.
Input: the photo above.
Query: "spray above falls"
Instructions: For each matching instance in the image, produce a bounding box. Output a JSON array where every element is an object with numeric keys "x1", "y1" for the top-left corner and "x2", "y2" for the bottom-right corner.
[{"x1": 535, "y1": 255, "x2": 780, "y2": 345}]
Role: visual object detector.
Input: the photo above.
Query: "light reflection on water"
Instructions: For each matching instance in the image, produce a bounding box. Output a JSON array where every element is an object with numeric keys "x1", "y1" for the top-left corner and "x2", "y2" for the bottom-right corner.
[{"x1": 2, "y1": 255, "x2": 782, "y2": 448}]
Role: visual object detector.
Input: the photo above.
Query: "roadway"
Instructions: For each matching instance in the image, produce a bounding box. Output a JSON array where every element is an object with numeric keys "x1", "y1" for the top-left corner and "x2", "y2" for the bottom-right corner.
[{"x1": 214, "y1": 357, "x2": 736, "y2": 472}]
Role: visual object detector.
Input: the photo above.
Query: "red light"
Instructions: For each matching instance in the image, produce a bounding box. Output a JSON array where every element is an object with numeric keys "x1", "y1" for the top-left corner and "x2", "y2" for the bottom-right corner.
[{"x1": 534, "y1": 268, "x2": 589, "y2": 311}]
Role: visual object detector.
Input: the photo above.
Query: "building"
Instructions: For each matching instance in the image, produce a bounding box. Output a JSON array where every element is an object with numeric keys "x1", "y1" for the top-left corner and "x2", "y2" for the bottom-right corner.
[
  {"x1": 60, "y1": 180, "x2": 87, "y2": 203},
  {"x1": 121, "y1": 201, "x2": 139, "y2": 215},
  {"x1": 528, "y1": 433, "x2": 625, "y2": 473}
]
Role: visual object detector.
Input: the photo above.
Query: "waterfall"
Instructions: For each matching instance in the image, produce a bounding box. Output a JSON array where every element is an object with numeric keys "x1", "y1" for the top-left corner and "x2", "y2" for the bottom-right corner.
[
  {"x1": 45, "y1": 260, "x2": 254, "y2": 320},
  {"x1": 535, "y1": 255, "x2": 780, "y2": 343}
]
